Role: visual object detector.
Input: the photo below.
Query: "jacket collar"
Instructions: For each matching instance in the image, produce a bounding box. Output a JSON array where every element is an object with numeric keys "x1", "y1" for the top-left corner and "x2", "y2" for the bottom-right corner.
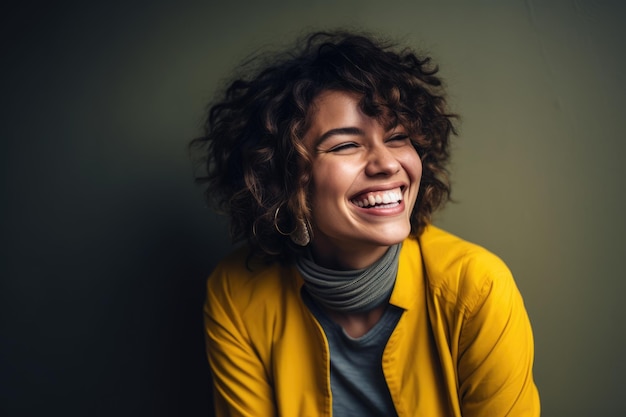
[{"x1": 388, "y1": 236, "x2": 424, "y2": 311}]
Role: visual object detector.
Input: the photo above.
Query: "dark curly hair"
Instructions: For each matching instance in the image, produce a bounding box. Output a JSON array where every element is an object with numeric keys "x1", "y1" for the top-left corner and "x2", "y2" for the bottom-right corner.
[{"x1": 191, "y1": 30, "x2": 457, "y2": 262}]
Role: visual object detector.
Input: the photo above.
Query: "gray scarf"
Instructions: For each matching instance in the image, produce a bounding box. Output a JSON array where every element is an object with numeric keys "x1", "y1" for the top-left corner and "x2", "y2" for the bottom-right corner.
[{"x1": 295, "y1": 244, "x2": 400, "y2": 313}]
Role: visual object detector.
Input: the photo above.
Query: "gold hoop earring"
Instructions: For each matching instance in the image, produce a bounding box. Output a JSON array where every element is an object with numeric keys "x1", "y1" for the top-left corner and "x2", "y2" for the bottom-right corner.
[
  {"x1": 273, "y1": 206, "x2": 311, "y2": 246},
  {"x1": 273, "y1": 206, "x2": 291, "y2": 236}
]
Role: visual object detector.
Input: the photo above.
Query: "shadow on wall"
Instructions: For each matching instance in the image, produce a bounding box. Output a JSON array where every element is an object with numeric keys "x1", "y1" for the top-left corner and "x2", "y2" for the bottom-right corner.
[{"x1": 2, "y1": 182, "x2": 221, "y2": 415}]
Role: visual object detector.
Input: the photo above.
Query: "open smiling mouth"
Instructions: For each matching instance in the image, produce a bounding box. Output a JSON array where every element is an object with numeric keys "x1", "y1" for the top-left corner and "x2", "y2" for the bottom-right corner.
[{"x1": 350, "y1": 187, "x2": 404, "y2": 208}]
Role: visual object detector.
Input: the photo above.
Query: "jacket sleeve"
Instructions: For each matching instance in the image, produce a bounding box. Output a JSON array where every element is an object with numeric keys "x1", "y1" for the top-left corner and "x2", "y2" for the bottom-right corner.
[
  {"x1": 456, "y1": 256, "x2": 540, "y2": 417},
  {"x1": 204, "y1": 263, "x2": 277, "y2": 417}
]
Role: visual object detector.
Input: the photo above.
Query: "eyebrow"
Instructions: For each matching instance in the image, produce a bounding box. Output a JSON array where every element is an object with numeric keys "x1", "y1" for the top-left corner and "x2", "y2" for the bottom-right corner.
[{"x1": 315, "y1": 127, "x2": 364, "y2": 148}]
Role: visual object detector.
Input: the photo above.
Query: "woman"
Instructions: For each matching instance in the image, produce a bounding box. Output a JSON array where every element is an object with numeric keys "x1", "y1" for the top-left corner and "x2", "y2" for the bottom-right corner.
[{"x1": 192, "y1": 31, "x2": 540, "y2": 416}]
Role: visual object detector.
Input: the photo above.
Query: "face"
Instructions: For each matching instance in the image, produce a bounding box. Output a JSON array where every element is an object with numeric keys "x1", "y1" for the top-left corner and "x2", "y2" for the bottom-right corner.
[{"x1": 302, "y1": 90, "x2": 422, "y2": 269}]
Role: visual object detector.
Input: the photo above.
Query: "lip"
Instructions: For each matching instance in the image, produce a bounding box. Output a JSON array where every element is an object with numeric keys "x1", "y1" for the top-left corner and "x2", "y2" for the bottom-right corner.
[
  {"x1": 348, "y1": 182, "x2": 409, "y2": 216},
  {"x1": 348, "y1": 182, "x2": 407, "y2": 201},
  {"x1": 351, "y1": 198, "x2": 407, "y2": 216}
]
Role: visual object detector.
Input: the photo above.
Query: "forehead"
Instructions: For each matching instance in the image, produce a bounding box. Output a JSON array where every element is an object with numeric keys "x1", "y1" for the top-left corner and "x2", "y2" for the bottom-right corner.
[
  {"x1": 303, "y1": 91, "x2": 371, "y2": 144},
  {"x1": 304, "y1": 90, "x2": 399, "y2": 136},
  {"x1": 308, "y1": 90, "x2": 364, "y2": 123}
]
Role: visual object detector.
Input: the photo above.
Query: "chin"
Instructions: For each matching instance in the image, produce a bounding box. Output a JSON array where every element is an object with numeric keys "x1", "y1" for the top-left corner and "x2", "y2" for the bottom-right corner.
[{"x1": 367, "y1": 227, "x2": 411, "y2": 246}]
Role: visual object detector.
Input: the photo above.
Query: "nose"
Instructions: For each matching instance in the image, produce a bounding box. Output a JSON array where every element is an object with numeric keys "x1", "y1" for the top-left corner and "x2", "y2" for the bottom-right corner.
[{"x1": 364, "y1": 144, "x2": 401, "y2": 177}]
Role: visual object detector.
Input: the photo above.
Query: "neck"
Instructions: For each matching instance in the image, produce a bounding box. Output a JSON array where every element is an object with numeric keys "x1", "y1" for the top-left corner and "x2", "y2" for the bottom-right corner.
[{"x1": 309, "y1": 240, "x2": 391, "y2": 270}]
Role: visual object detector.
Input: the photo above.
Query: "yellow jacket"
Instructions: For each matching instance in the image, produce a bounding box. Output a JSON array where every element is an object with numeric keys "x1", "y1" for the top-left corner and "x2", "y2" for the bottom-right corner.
[{"x1": 204, "y1": 225, "x2": 540, "y2": 416}]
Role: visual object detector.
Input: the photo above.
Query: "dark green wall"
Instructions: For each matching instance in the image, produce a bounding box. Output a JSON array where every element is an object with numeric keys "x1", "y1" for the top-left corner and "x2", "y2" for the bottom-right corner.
[{"x1": 3, "y1": 1, "x2": 625, "y2": 416}]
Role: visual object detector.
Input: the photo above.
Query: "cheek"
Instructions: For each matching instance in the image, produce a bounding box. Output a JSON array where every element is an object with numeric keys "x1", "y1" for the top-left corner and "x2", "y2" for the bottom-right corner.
[
  {"x1": 309, "y1": 167, "x2": 343, "y2": 212},
  {"x1": 400, "y1": 149, "x2": 423, "y2": 181},
  {"x1": 400, "y1": 152, "x2": 422, "y2": 211},
  {"x1": 311, "y1": 160, "x2": 358, "y2": 195}
]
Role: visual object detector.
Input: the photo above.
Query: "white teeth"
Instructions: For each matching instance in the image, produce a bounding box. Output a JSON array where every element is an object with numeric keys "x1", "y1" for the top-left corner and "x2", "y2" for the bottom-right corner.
[{"x1": 352, "y1": 188, "x2": 403, "y2": 208}]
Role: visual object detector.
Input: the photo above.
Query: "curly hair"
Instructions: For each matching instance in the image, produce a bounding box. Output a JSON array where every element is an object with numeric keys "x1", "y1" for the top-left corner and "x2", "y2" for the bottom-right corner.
[{"x1": 191, "y1": 30, "x2": 457, "y2": 262}]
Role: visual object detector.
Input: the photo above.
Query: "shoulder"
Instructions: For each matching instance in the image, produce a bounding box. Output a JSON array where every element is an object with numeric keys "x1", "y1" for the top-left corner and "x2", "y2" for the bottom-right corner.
[
  {"x1": 206, "y1": 246, "x2": 300, "y2": 314},
  {"x1": 418, "y1": 225, "x2": 515, "y2": 316}
]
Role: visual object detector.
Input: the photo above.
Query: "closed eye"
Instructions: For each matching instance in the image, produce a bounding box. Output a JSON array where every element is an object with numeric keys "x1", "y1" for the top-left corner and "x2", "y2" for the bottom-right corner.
[
  {"x1": 327, "y1": 142, "x2": 360, "y2": 153},
  {"x1": 386, "y1": 134, "x2": 411, "y2": 146}
]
